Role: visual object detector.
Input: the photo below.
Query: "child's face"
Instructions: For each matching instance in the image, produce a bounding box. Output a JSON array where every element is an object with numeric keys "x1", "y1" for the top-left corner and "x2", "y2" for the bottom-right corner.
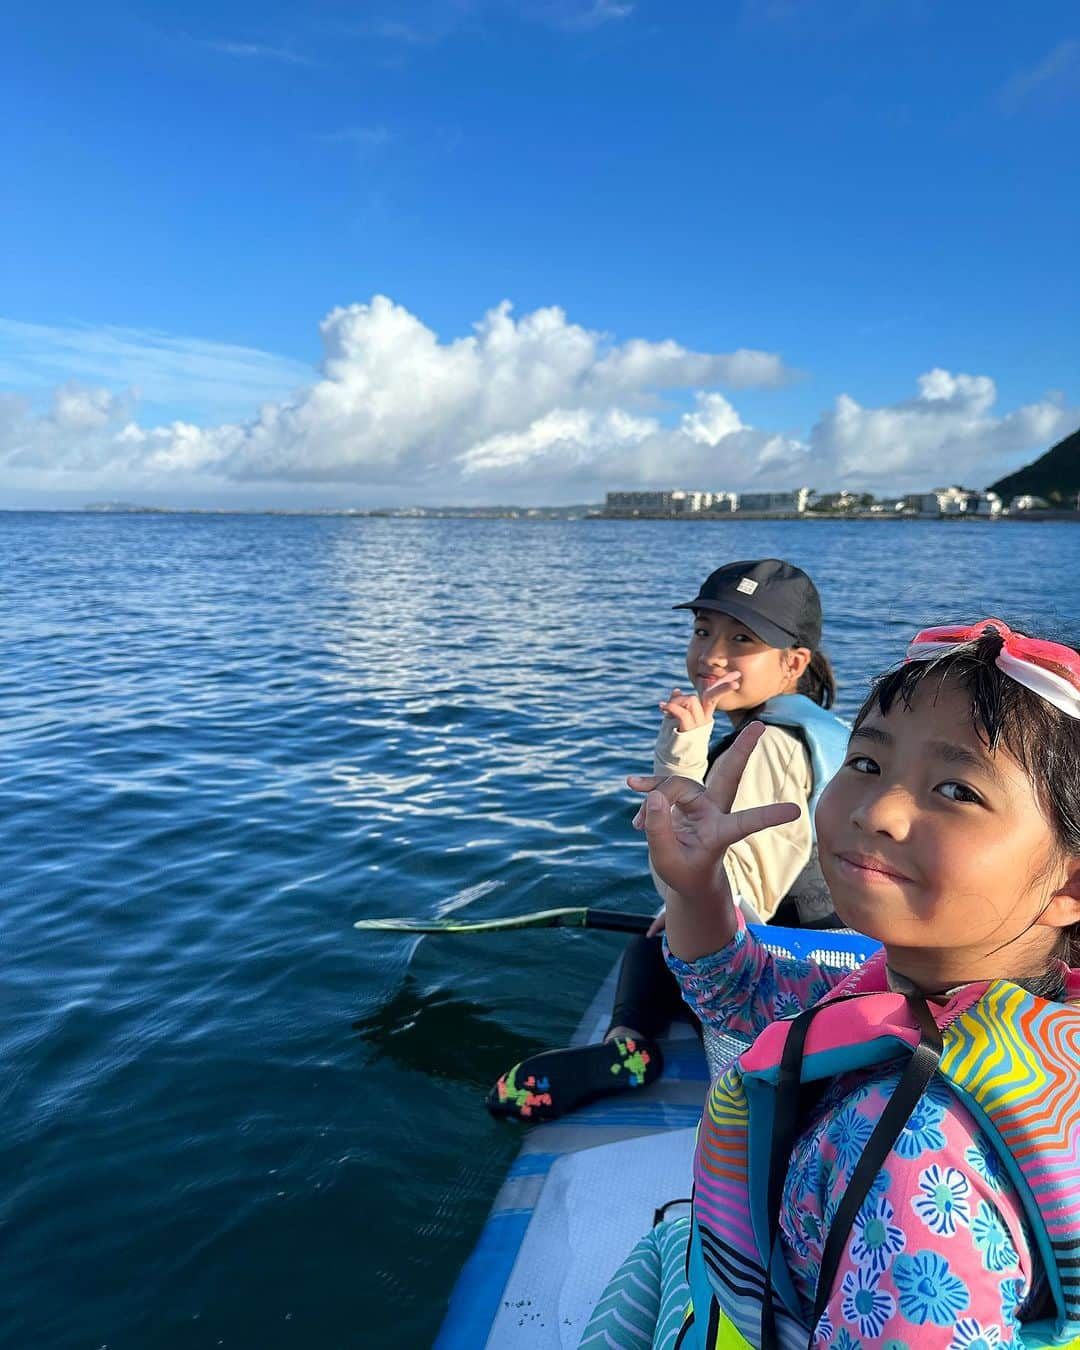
[
  {"x1": 816, "y1": 679, "x2": 1071, "y2": 973},
  {"x1": 685, "y1": 611, "x2": 805, "y2": 716}
]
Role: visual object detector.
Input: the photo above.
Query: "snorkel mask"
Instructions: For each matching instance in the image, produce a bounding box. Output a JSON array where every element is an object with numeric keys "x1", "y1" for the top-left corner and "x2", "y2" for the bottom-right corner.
[{"x1": 906, "y1": 619, "x2": 1080, "y2": 721}]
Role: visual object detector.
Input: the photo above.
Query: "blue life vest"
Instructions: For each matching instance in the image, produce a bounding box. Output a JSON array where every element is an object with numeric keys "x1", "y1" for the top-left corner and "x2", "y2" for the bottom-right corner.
[
  {"x1": 753, "y1": 695, "x2": 850, "y2": 834},
  {"x1": 743, "y1": 696, "x2": 849, "y2": 926}
]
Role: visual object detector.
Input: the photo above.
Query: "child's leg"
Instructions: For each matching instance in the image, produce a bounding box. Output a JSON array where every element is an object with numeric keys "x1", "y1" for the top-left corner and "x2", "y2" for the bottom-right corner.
[
  {"x1": 608, "y1": 936, "x2": 694, "y2": 1041},
  {"x1": 486, "y1": 938, "x2": 679, "y2": 1123}
]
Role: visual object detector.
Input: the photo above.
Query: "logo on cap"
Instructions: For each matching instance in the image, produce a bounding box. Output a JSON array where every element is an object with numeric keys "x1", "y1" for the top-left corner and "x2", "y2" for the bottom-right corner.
[{"x1": 736, "y1": 577, "x2": 759, "y2": 595}]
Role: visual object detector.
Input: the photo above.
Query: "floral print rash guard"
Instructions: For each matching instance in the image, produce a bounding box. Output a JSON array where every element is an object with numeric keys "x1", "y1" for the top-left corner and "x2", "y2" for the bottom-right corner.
[{"x1": 666, "y1": 920, "x2": 1041, "y2": 1349}]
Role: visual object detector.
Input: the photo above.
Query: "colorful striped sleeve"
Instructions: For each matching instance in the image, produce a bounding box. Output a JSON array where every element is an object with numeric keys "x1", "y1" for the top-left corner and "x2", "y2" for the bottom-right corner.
[{"x1": 664, "y1": 912, "x2": 854, "y2": 1039}]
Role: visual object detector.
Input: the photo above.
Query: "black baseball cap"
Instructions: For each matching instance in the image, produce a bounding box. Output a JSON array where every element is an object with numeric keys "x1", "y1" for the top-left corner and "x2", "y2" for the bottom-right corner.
[{"x1": 673, "y1": 558, "x2": 822, "y2": 650}]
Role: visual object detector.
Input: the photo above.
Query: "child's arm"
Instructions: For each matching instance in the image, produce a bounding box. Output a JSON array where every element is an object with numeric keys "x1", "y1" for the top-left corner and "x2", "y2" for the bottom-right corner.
[
  {"x1": 653, "y1": 710, "x2": 713, "y2": 784},
  {"x1": 664, "y1": 911, "x2": 849, "y2": 1041},
  {"x1": 629, "y1": 722, "x2": 800, "y2": 962}
]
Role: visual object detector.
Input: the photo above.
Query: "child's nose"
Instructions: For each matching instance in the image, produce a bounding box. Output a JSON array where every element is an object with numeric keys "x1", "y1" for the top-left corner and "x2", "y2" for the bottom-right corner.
[{"x1": 852, "y1": 786, "x2": 913, "y2": 840}]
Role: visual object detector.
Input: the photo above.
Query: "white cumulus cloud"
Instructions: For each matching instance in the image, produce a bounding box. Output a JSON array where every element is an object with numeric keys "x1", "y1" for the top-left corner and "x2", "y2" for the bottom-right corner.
[
  {"x1": 804, "y1": 369, "x2": 1071, "y2": 487},
  {"x1": 0, "y1": 297, "x2": 1074, "y2": 505}
]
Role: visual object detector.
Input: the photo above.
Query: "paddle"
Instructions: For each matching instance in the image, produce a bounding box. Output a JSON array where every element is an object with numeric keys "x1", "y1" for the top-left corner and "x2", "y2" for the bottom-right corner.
[{"x1": 353, "y1": 906, "x2": 654, "y2": 936}]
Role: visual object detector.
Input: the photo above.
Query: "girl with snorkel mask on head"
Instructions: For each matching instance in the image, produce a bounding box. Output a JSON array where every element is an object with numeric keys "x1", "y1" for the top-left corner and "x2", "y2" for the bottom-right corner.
[{"x1": 582, "y1": 619, "x2": 1080, "y2": 1350}]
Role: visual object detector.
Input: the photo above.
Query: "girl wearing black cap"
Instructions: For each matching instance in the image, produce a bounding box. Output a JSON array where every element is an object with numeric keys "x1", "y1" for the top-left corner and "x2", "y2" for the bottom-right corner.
[
  {"x1": 487, "y1": 559, "x2": 848, "y2": 1123},
  {"x1": 648, "y1": 557, "x2": 843, "y2": 932}
]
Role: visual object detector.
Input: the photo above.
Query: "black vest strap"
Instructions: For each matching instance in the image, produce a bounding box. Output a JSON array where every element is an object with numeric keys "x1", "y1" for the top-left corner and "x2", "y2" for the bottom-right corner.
[
  {"x1": 758, "y1": 992, "x2": 942, "y2": 1350},
  {"x1": 809, "y1": 995, "x2": 942, "y2": 1333}
]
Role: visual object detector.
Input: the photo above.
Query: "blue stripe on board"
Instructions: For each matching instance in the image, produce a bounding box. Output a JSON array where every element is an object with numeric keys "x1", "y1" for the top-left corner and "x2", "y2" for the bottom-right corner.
[
  {"x1": 564, "y1": 1105, "x2": 704, "y2": 1128},
  {"x1": 508, "y1": 1152, "x2": 559, "y2": 1178},
  {"x1": 656, "y1": 1047, "x2": 710, "y2": 1081},
  {"x1": 433, "y1": 1209, "x2": 533, "y2": 1350}
]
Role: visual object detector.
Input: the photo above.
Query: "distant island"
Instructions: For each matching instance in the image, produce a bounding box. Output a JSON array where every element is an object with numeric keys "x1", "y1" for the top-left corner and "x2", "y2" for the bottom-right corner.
[
  {"x1": 79, "y1": 502, "x2": 597, "y2": 519},
  {"x1": 989, "y1": 424, "x2": 1080, "y2": 506}
]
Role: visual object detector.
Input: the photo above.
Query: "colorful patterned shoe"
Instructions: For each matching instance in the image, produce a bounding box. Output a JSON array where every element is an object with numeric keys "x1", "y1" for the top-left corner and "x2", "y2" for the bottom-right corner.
[{"x1": 485, "y1": 1036, "x2": 663, "y2": 1123}]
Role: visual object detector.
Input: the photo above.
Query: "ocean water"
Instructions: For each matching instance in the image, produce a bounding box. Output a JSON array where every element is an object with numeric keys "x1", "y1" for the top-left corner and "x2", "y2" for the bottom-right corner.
[{"x1": 4, "y1": 512, "x2": 1080, "y2": 1349}]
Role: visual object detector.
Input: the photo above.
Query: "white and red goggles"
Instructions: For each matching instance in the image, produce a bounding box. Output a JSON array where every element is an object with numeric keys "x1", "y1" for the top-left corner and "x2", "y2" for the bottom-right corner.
[{"x1": 906, "y1": 619, "x2": 1080, "y2": 721}]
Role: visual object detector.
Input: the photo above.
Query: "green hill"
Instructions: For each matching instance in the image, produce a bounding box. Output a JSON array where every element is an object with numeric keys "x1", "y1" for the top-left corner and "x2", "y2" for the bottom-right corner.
[{"x1": 989, "y1": 424, "x2": 1080, "y2": 505}]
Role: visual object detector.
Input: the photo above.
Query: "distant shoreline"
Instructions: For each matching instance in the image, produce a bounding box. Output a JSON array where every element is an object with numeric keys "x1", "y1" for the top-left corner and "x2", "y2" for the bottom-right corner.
[{"x1": 3, "y1": 506, "x2": 1079, "y2": 524}]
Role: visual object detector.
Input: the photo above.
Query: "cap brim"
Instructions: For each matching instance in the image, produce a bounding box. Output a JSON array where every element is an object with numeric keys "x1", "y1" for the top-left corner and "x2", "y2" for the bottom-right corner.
[{"x1": 672, "y1": 596, "x2": 802, "y2": 650}]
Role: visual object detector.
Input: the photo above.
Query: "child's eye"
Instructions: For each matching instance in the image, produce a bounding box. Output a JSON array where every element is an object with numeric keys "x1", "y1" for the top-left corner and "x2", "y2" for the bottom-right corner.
[
  {"x1": 845, "y1": 755, "x2": 879, "y2": 774},
  {"x1": 693, "y1": 626, "x2": 709, "y2": 639},
  {"x1": 937, "y1": 781, "x2": 984, "y2": 805}
]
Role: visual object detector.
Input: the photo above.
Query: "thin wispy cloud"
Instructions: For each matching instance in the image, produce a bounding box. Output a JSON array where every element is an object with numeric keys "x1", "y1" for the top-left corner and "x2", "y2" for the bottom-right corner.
[
  {"x1": 526, "y1": 0, "x2": 635, "y2": 31},
  {"x1": 1000, "y1": 38, "x2": 1080, "y2": 114},
  {"x1": 360, "y1": 18, "x2": 444, "y2": 45},
  {"x1": 202, "y1": 39, "x2": 312, "y2": 66},
  {"x1": 0, "y1": 319, "x2": 314, "y2": 422},
  {"x1": 351, "y1": 0, "x2": 632, "y2": 45}
]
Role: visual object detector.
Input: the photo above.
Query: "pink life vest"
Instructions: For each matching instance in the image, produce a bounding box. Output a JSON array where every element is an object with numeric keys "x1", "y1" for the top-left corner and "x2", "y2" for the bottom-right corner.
[{"x1": 682, "y1": 952, "x2": 1080, "y2": 1350}]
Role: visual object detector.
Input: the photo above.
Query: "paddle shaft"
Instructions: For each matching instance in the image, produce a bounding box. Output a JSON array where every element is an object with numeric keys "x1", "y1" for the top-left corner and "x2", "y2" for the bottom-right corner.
[
  {"x1": 583, "y1": 909, "x2": 654, "y2": 934},
  {"x1": 353, "y1": 906, "x2": 656, "y2": 935}
]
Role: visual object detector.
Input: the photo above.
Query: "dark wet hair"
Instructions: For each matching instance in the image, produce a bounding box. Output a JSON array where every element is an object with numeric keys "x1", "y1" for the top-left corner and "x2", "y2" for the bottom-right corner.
[
  {"x1": 800, "y1": 649, "x2": 836, "y2": 710},
  {"x1": 854, "y1": 626, "x2": 1080, "y2": 987}
]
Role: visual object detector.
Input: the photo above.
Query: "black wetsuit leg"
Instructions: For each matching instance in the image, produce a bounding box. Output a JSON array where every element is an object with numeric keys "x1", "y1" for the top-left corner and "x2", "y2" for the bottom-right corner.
[{"x1": 607, "y1": 935, "x2": 697, "y2": 1039}]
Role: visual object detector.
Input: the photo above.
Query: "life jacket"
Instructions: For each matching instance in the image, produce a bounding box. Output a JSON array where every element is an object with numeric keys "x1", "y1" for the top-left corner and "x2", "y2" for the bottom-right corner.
[
  {"x1": 707, "y1": 696, "x2": 850, "y2": 928},
  {"x1": 680, "y1": 953, "x2": 1080, "y2": 1350}
]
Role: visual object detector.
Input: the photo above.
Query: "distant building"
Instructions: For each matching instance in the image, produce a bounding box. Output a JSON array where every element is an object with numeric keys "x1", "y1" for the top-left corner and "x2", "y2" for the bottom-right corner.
[
  {"x1": 604, "y1": 489, "x2": 738, "y2": 515},
  {"x1": 605, "y1": 490, "x2": 679, "y2": 514},
  {"x1": 901, "y1": 493, "x2": 941, "y2": 516},
  {"x1": 605, "y1": 484, "x2": 1008, "y2": 520},
  {"x1": 901, "y1": 487, "x2": 1001, "y2": 517},
  {"x1": 733, "y1": 490, "x2": 804, "y2": 513},
  {"x1": 1011, "y1": 494, "x2": 1051, "y2": 511}
]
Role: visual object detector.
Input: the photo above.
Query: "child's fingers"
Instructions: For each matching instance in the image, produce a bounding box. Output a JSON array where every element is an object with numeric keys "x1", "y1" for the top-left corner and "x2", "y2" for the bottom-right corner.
[
  {"x1": 703, "y1": 720, "x2": 767, "y2": 814},
  {"x1": 640, "y1": 790, "x2": 682, "y2": 877},
  {"x1": 646, "y1": 909, "x2": 667, "y2": 938},
  {"x1": 627, "y1": 774, "x2": 702, "y2": 805},
  {"x1": 700, "y1": 671, "x2": 740, "y2": 716},
  {"x1": 629, "y1": 773, "x2": 697, "y2": 829},
  {"x1": 659, "y1": 701, "x2": 696, "y2": 733},
  {"x1": 724, "y1": 800, "x2": 801, "y2": 843}
]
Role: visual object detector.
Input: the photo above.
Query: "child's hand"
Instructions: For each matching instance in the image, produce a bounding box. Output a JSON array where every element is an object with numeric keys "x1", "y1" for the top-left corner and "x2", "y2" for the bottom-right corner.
[
  {"x1": 659, "y1": 671, "x2": 741, "y2": 732},
  {"x1": 628, "y1": 721, "x2": 800, "y2": 907}
]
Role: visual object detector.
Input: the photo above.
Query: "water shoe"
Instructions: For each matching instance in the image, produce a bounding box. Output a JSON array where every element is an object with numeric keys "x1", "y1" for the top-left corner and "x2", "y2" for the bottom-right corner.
[{"x1": 485, "y1": 1035, "x2": 662, "y2": 1123}]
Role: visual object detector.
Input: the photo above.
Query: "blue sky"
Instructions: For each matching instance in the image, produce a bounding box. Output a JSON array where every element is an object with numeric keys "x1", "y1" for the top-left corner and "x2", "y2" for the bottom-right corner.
[{"x1": 2, "y1": 0, "x2": 1078, "y2": 507}]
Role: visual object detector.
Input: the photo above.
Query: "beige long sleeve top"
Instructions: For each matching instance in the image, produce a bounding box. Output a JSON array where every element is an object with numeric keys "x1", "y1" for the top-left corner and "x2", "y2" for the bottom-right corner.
[{"x1": 651, "y1": 715, "x2": 814, "y2": 922}]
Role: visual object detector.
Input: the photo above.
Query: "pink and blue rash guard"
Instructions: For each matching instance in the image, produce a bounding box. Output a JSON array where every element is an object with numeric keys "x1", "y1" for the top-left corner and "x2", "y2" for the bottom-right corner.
[{"x1": 666, "y1": 917, "x2": 1045, "y2": 1347}]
